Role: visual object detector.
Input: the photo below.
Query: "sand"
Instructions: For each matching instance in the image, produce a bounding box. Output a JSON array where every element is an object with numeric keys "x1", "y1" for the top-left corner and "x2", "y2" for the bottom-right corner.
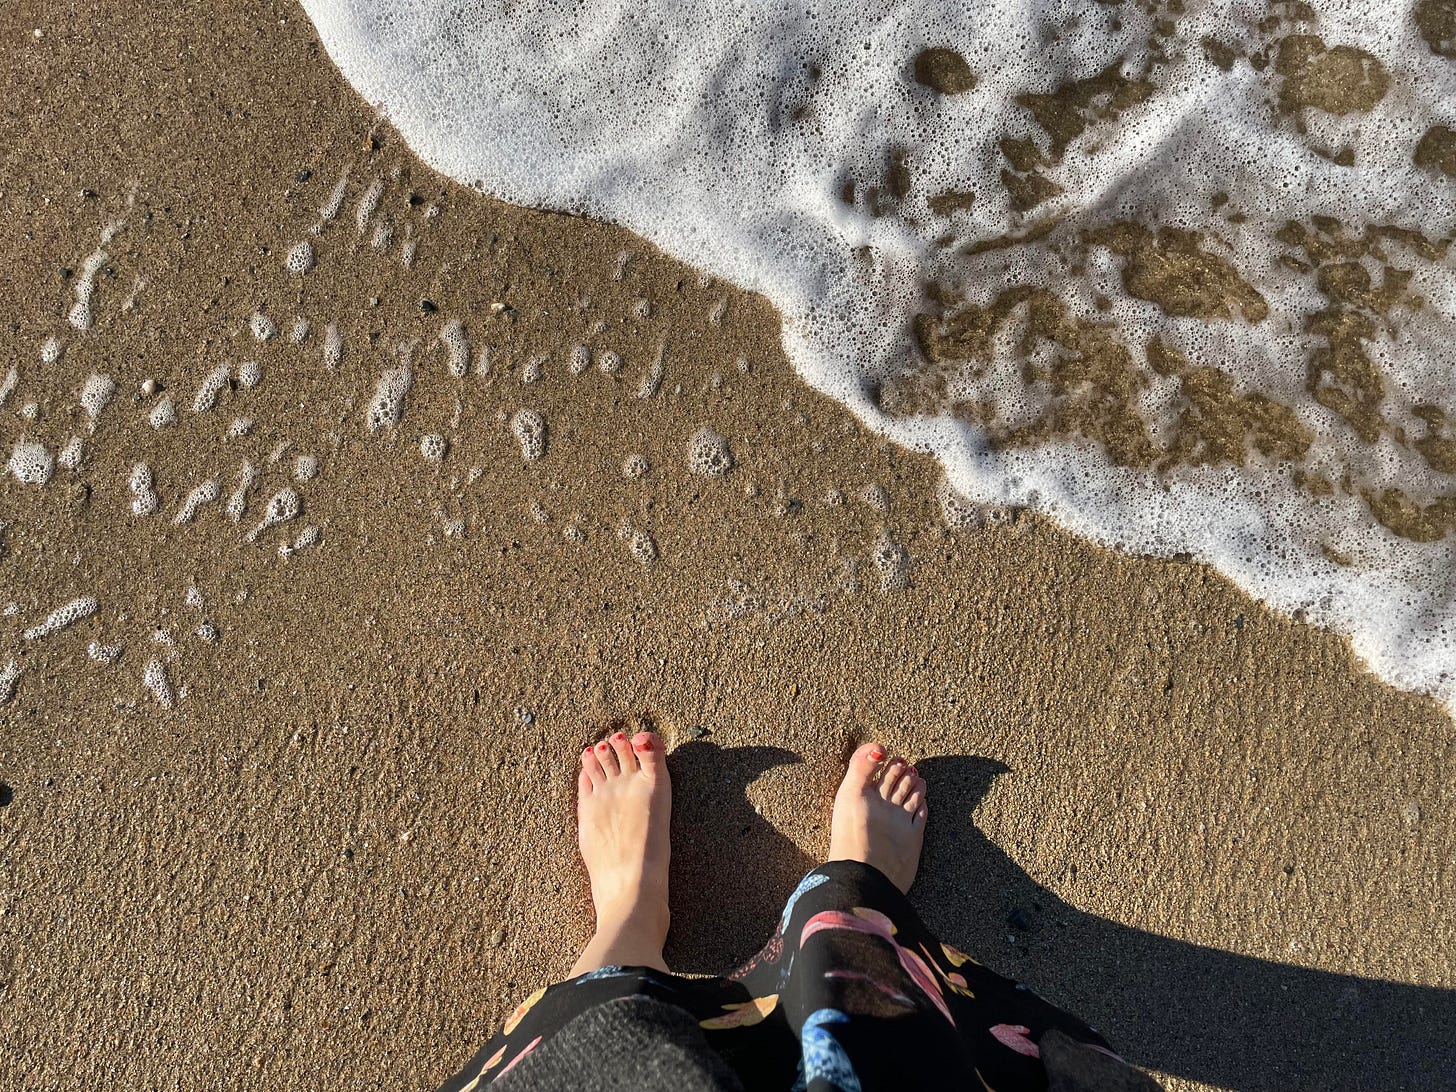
[{"x1": 0, "y1": 2, "x2": 1452, "y2": 1090}]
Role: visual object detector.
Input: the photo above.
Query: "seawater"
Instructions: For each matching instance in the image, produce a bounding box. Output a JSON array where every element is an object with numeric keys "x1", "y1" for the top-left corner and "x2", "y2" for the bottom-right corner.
[{"x1": 300, "y1": 0, "x2": 1456, "y2": 712}]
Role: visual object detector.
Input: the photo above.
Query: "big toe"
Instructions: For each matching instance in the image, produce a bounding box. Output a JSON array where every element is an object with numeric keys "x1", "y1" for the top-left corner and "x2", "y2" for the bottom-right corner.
[
  {"x1": 842, "y1": 742, "x2": 887, "y2": 794},
  {"x1": 631, "y1": 732, "x2": 665, "y2": 778}
]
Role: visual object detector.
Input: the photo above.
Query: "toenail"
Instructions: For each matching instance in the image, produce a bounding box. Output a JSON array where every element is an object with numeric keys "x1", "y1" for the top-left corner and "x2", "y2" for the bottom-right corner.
[
  {"x1": 907, "y1": 766, "x2": 918, "y2": 776},
  {"x1": 613, "y1": 732, "x2": 627, "y2": 742},
  {"x1": 596, "y1": 742, "x2": 609, "y2": 751},
  {"x1": 868, "y1": 747, "x2": 884, "y2": 761},
  {"x1": 633, "y1": 737, "x2": 653, "y2": 751}
]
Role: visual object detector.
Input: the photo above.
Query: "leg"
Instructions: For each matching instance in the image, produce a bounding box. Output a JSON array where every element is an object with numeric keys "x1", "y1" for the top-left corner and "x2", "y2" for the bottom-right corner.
[{"x1": 567, "y1": 729, "x2": 672, "y2": 976}]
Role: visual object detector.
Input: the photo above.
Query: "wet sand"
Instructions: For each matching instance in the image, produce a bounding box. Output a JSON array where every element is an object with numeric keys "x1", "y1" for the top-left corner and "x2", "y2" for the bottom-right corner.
[{"x1": 0, "y1": 2, "x2": 1452, "y2": 1090}]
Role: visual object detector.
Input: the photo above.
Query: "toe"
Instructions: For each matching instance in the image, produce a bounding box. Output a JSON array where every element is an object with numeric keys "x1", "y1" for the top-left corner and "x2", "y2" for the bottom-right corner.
[
  {"x1": 879, "y1": 758, "x2": 907, "y2": 800},
  {"x1": 904, "y1": 784, "x2": 925, "y2": 815},
  {"x1": 608, "y1": 730, "x2": 637, "y2": 773},
  {"x1": 578, "y1": 767, "x2": 594, "y2": 796},
  {"x1": 891, "y1": 771, "x2": 914, "y2": 805},
  {"x1": 582, "y1": 747, "x2": 606, "y2": 786},
  {"x1": 631, "y1": 732, "x2": 664, "y2": 777},
  {"x1": 595, "y1": 739, "x2": 621, "y2": 776},
  {"x1": 913, "y1": 802, "x2": 928, "y2": 827}
]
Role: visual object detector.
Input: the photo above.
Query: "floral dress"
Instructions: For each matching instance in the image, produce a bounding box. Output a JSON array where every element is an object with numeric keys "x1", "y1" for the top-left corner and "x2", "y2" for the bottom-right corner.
[{"x1": 436, "y1": 861, "x2": 1158, "y2": 1091}]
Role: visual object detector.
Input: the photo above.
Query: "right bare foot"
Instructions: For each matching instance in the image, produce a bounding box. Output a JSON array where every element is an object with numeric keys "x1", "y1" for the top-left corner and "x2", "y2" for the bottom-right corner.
[
  {"x1": 567, "y1": 730, "x2": 672, "y2": 976},
  {"x1": 828, "y1": 742, "x2": 927, "y2": 894}
]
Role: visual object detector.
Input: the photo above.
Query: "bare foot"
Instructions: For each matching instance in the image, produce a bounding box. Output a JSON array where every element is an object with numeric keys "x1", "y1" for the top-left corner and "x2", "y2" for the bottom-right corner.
[
  {"x1": 567, "y1": 730, "x2": 672, "y2": 976},
  {"x1": 828, "y1": 743, "x2": 928, "y2": 894}
]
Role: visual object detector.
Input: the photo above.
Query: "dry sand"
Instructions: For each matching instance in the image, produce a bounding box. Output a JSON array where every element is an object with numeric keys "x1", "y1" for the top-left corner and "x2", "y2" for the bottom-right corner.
[{"x1": 0, "y1": 2, "x2": 1452, "y2": 1090}]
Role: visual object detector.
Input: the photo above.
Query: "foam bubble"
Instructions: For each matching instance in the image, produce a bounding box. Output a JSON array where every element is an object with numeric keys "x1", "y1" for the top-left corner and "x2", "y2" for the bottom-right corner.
[
  {"x1": 304, "y1": 0, "x2": 1456, "y2": 711},
  {"x1": 290, "y1": 316, "x2": 311, "y2": 344},
  {"x1": 687, "y1": 427, "x2": 734, "y2": 476},
  {"x1": 324, "y1": 322, "x2": 344, "y2": 368},
  {"x1": 318, "y1": 169, "x2": 350, "y2": 224},
  {"x1": 596, "y1": 349, "x2": 622, "y2": 375},
  {"x1": 226, "y1": 461, "x2": 259, "y2": 522},
  {"x1": 356, "y1": 176, "x2": 384, "y2": 231},
  {"x1": 40, "y1": 336, "x2": 62, "y2": 364},
  {"x1": 568, "y1": 344, "x2": 591, "y2": 376},
  {"x1": 623, "y1": 453, "x2": 649, "y2": 478},
  {"x1": 80, "y1": 373, "x2": 115, "y2": 420},
  {"x1": 0, "y1": 367, "x2": 16, "y2": 408},
  {"x1": 228, "y1": 417, "x2": 254, "y2": 439},
  {"x1": 618, "y1": 523, "x2": 658, "y2": 564},
  {"x1": 637, "y1": 345, "x2": 664, "y2": 399},
  {"x1": 439, "y1": 320, "x2": 470, "y2": 377},
  {"x1": 149, "y1": 397, "x2": 176, "y2": 429},
  {"x1": 294, "y1": 454, "x2": 319, "y2": 481},
  {"x1": 195, "y1": 622, "x2": 219, "y2": 643},
  {"x1": 19, "y1": 402, "x2": 38, "y2": 422},
  {"x1": 510, "y1": 409, "x2": 547, "y2": 460},
  {"x1": 68, "y1": 248, "x2": 108, "y2": 331},
  {"x1": 87, "y1": 642, "x2": 121, "y2": 664},
  {"x1": 129, "y1": 463, "x2": 158, "y2": 516},
  {"x1": 246, "y1": 487, "x2": 301, "y2": 542},
  {"x1": 23, "y1": 595, "x2": 98, "y2": 640},
  {"x1": 237, "y1": 360, "x2": 263, "y2": 389},
  {"x1": 58, "y1": 436, "x2": 83, "y2": 470},
  {"x1": 0, "y1": 659, "x2": 19, "y2": 704},
  {"x1": 8, "y1": 440, "x2": 53, "y2": 485},
  {"x1": 249, "y1": 312, "x2": 278, "y2": 342},
  {"x1": 192, "y1": 364, "x2": 230, "y2": 412},
  {"x1": 419, "y1": 433, "x2": 448, "y2": 461},
  {"x1": 142, "y1": 659, "x2": 174, "y2": 709},
  {"x1": 366, "y1": 365, "x2": 413, "y2": 431},
  {"x1": 870, "y1": 530, "x2": 911, "y2": 592},
  {"x1": 173, "y1": 480, "x2": 221, "y2": 525},
  {"x1": 286, "y1": 240, "x2": 316, "y2": 274}
]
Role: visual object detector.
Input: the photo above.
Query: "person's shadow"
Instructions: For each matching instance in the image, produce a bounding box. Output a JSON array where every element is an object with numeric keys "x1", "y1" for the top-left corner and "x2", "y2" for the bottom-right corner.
[{"x1": 664, "y1": 744, "x2": 1456, "y2": 1091}]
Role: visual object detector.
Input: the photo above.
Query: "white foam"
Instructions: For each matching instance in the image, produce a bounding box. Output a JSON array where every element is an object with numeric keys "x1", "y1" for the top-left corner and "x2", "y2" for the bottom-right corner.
[
  {"x1": 173, "y1": 480, "x2": 221, "y2": 525},
  {"x1": 619, "y1": 523, "x2": 658, "y2": 564},
  {"x1": 87, "y1": 642, "x2": 121, "y2": 664},
  {"x1": 0, "y1": 366, "x2": 16, "y2": 408},
  {"x1": 149, "y1": 397, "x2": 176, "y2": 429},
  {"x1": 129, "y1": 463, "x2": 158, "y2": 516},
  {"x1": 40, "y1": 336, "x2": 62, "y2": 364},
  {"x1": 366, "y1": 364, "x2": 413, "y2": 431},
  {"x1": 237, "y1": 360, "x2": 263, "y2": 390},
  {"x1": 228, "y1": 417, "x2": 253, "y2": 438},
  {"x1": 24, "y1": 595, "x2": 98, "y2": 640},
  {"x1": 286, "y1": 240, "x2": 317, "y2": 274},
  {"x1": 68, "y1": 248, "x2": 108, "y2": 331},
  {"x1": 0, "y1": 659, "x2": 19, "y2": 704},
  {"x1": 686, "y1": 427, "x2": 734, "y2": 477},
  {"x1": 324, "y1": 322, "x2": 344, "y2": 368},
  {"x1": 58, "y1": 436, "x2": 83, "y2": 470},
  {"x1": 291, "y1": 316, "x2": 311, "y2": 344},
  {"x1": 356, "y1": 176, "x2": 384, "y2": 232},
  {"x1": 294, "y1": 454, "x2": 319, "y2": 481},
  {"x1": 192, "y1": 364, "x2": 231, "y2": 412},
  {"x1": 226, "y1": 460, "x2": 259, "y2": 522},
  {"x1": 306, "y1": 0, "x2": 1456, "y2": 712},
  {"x1": 420, "y1": 433, "x2": 448, "y2": 461},
  {"x1": 439, "y1": 320, "x2": 470, "y2": 377},
  {"x1": 249, "y1": 312, "x2": 278, "y2": 342},
  {"x1": 510, "y1": 409, "x2": 547, "y2": 460},
  {"x1": 80, "y1": 373, "x2": 115, "y2": 420},
  {"x1": 8, "y1": 440, "x2": 53, "y2": 485},
  {"x1": 143, "y1": 659, "x2": 174, "y2": 709},
  {"x1": 246, "y1": 487, "x2": 302, "y2": 542},
  {"x1": 19, "y1": 402, "x2": 38, "y2": 422}
]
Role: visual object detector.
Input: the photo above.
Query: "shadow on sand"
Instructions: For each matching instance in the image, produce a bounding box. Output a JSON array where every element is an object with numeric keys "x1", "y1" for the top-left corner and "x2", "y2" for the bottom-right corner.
[{"x1": 663, "y1": 742, "x2": 1456, "y2": 1092}]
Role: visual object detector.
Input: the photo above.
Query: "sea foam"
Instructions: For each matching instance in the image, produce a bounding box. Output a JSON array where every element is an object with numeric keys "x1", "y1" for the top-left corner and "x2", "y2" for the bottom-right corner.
[{"x1": 303, "y1": 0, "x2": 1456, "y2": 711}]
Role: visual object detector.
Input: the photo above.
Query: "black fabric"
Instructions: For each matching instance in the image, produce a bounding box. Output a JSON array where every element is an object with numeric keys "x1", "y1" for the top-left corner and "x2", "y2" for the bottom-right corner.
[
  {"x1": 491, "y1": 996, "x2": 744, "y2": 1092},
  {"x1": 437, "y1": 861, "x2": 1161, "y2": 1091}
]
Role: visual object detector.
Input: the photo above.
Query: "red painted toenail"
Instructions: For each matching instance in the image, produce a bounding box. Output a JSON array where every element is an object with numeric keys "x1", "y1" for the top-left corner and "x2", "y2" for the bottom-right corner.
[
  {"x1": 596, "y1": 742, "x2": 609, "y2": 750},
  {"x1": 613, "y1": 732, "x2": 627, "y2": 742},
  {"x1": 868, "y1": 747, "x2": 885, "y2": 761},
  {"x1": 633, "y1": 737, "x2": 653, "y2": 752}
]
